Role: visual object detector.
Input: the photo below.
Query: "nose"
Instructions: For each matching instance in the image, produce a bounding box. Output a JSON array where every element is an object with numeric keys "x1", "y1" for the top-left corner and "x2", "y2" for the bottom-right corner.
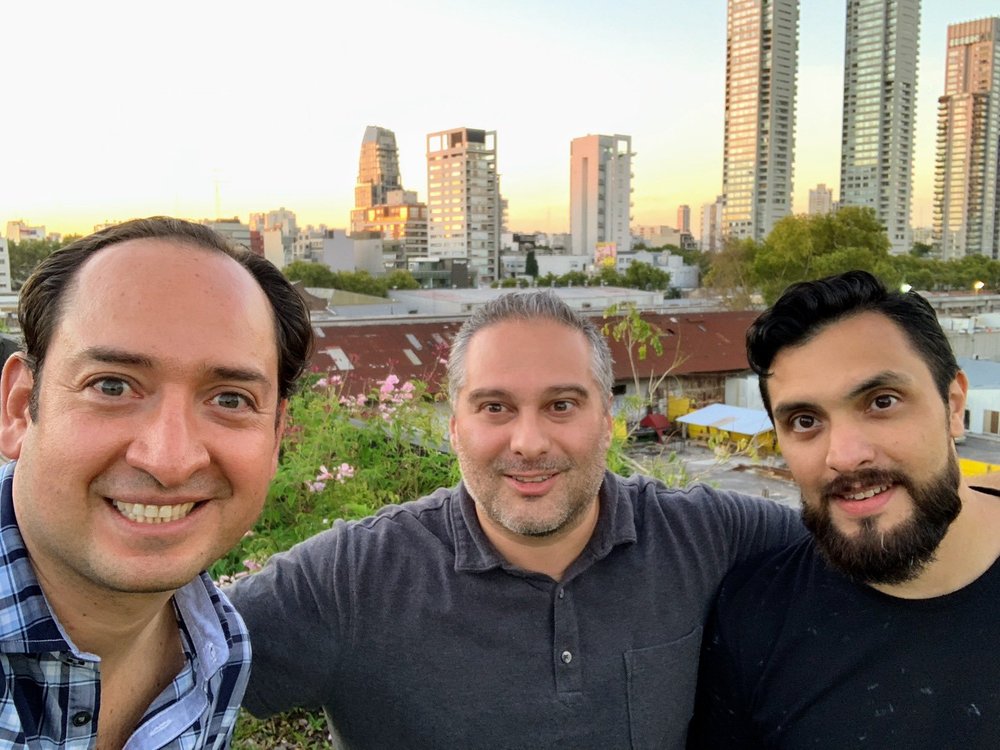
[
  {"x1": 508, "y1": 411, "x2": 551, "y2": 459},
  {"x1": 824, "y1": 418, "x2": 876, "y2": 473},
  {"x1": 125, "y1": 392, "x2": 211, "y2": 487}
]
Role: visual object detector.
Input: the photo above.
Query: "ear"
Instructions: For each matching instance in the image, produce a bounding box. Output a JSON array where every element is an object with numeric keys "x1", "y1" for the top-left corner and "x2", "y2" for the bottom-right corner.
[
  {"x1": 270, "y1": 399, "x2": 288, "y2": 475},
  {"x1": 947, "y1": 371, "x2": 968, "y2": 440},
  {"x1": 0, "y1": 355, "x2": 35, "y2": 460},
  {"x1": 448, "y1": 414, "x2": 458, "y2": 452}
]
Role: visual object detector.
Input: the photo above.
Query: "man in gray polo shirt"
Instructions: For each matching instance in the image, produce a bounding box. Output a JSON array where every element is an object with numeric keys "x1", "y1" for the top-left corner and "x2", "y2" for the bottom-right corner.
[{"x1": 228, "y1": 290, "x2": 802, "y2": 749}]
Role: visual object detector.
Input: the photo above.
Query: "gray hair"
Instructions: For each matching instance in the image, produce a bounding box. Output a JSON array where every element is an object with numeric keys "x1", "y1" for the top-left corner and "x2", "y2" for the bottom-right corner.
[{"x1": 447, "y1": 289, "x2": 614, "y2": 405}]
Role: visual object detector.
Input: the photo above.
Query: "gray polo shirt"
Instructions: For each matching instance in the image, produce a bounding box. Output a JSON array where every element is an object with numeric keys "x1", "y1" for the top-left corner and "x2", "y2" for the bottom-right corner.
[{"x1": 229, "y1": 472, "x2": 801, "y2": 749}]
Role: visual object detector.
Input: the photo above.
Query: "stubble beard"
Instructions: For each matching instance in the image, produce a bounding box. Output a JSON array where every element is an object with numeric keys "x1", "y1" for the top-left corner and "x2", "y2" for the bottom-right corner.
[
  {"x1": 802, "y1": 456, "x2": 962, "y2": 585},
  {"x1": 456, "y1": 450, "x2": 608, "y2": 538}
]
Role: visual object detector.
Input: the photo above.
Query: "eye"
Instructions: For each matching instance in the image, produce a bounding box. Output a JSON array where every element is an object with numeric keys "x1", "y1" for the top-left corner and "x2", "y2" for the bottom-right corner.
[
  {"x1": 788, "y1": 414, "x2": 819, "y2": 433},
  {"x1": 551, "y1": 400, "x2": 575, "y2": 413},
  {"x1": 212, "y1": 392, "x2": 252, "y2": 410},
  {"x1": 90, "y1": 377, "x2": 131, "y2": 398},
  {"x1": 870, "y1": 394, "x2": 899, "y2": 412},
  {"x1": 482, "y1": 403, "x2": 506, "y2": 414}
]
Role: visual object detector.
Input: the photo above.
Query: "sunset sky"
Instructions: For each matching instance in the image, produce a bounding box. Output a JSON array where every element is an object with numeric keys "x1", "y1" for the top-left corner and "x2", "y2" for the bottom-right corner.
[{"x1": 4, "y1": 0, "x2": 998, "y2": 239}]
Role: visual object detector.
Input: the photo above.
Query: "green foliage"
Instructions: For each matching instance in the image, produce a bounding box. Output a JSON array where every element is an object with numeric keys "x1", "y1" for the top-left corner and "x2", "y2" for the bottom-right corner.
[
  {"x1": 622, "y1": 260, "x2": 671, "y2": 290},
  {"x1": 211, "y1": 373, "x2": 459, "y2": 580},
  {"x1": 283, "y1": 262, "x2": 419, "y2": 297},
  {"x1": 525, "y1": 249, "x2": 539, "y2": 277},
  {"x1": 384, "y1": 269, "x2": 421, "y2": 291},
  {"x1": 9, "y1": 238, "x2": 63, "y2": 289},
  {"x1": 752, "y1": 207, "x2": 891, "y2": 304},
  {"x1": 704, "y1": 237, "x2": 759, "y2": 309}
]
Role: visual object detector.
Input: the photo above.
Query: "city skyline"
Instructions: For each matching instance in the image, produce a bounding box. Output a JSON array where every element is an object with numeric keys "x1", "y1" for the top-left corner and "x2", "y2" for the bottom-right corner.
[{"x1": 4, "y1": 0, "x2": 999, "y2": 240}]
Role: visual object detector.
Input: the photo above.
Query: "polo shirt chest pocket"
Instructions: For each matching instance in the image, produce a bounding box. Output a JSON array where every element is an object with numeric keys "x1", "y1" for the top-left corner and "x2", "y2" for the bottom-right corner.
[{"x1": 623, "y1": 625, "x2": 703, "y2": 749}]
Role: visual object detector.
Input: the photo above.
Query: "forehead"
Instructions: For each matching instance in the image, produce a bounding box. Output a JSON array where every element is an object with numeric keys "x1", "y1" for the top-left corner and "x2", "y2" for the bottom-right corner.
[
  {"x1": 462, "y1": 318, "x2": 596, "y2": 389},
  {"x1": 768, "y1": 312, "x2": 933, "y2": 400},
  {"x1": 52, "y1": 238, "x2": 278, "y2": 372}
]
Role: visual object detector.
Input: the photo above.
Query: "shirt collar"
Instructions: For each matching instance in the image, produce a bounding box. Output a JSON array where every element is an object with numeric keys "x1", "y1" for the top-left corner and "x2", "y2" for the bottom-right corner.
[{"x1": 451, "y1": 471, "x2": 637, "y2": 577}]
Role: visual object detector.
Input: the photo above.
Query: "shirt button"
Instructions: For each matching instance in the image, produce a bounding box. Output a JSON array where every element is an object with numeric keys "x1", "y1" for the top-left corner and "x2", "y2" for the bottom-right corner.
[
  {"x1": 557, "y1": 588, "x2": 565, "y2": 599},
  {"x1": 72, "y1": 711, "x2": 92, "y2": 726},
  {"x1": 561, "y1": 650, "x2": 573, "y2": 664}
]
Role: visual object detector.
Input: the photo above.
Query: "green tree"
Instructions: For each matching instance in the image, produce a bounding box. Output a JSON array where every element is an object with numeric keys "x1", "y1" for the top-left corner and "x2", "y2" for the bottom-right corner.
[
  {"x1": 525, "y1": 250, "x2": 539, "y2": 278},
  {"x1": 283, "y1": 261, "x2": 337, "y2": 288},
  {"x1": 704, "y1": 237, "x2": 759, "y2": 309},
  {"x1": 622, "y1": 261, "x2": 671, "y2": 291},
  {"x1": 753, "y1": 207, "x2": 891, "y2": 304},
  {"x1": 384, "y1": 269, "x2": 420, "y2": 291},
  {"x1": 9, "y1": 238, "x2": 63, "y2": 289},
  {"x1": 593, "y1": 265, "x2": 624, "y2": 287}
]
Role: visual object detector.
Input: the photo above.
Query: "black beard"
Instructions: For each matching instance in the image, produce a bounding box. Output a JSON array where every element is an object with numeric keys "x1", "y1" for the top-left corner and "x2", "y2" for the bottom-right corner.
[{"x1": 801, "y1": 458, "x2": 962, "y2": 585}]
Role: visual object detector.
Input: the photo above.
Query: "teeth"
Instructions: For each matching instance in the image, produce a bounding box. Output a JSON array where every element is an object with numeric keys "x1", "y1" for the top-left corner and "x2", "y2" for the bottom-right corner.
[
  {"x1": 845, "y1": 485, "x2": 890, "y2": 501},
  {"x1": 514, "y1": 475, "x2": 551, "y2": 483},
  {"x1": 113, "y1": 501, "x2": 196, "y2": 524}
]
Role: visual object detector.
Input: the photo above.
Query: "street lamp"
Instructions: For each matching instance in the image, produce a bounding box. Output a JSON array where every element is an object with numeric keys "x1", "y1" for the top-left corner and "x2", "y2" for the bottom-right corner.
[{"x1": 973, "y1": 280, "x2": 985, "y2": 295}]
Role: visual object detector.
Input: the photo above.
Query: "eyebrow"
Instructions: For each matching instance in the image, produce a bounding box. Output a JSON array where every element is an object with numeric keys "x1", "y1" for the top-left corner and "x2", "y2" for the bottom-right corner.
[
  {"x1": 772, "y1": 370, "x2": 913, "y2": 421},
  {"x1": 466, "y1": 384, "x2": 591, "y2": 402},
  {"x1": 78, "y1": 347, "x2": 271, "y2": 387}
]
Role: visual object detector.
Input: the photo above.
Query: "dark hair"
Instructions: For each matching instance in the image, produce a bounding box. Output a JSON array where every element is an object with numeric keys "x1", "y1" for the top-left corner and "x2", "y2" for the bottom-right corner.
[
  {"x1": 18, "y1": 217, "x2": 313, "y2": 416},
  {"x1": 447, "y1": 289, "x2": 613, "y2": 405},
  {"x1": 746, "y1": 271, "x2": 958, "y2": 416}
]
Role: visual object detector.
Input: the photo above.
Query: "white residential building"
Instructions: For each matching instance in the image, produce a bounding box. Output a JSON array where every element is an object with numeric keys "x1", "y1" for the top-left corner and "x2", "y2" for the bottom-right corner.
[
  {"x1": 426, "y1": 127, "x2": 502, "y2": 284},
  {"x1": 840, "y1": 0, "x2": 920, "y2": 255},
  {"x1": 808, "y1": 183, "x2": 835, "y2": 215},
  {"x1": 722, "y1": 0, "x2": 799, "y2": 242},
  {"x1": 0, "y1": 239, "x2": 12, "y2": 293},
  {"x1": 700, "y1": 195, "x2": 725, "y2": 252},
  {"x1": 570, "y1": 134, "x2": 633, "y2": 257},
  {"x1": 5, "y1": 221, "x2": 46, "y2": 243}
]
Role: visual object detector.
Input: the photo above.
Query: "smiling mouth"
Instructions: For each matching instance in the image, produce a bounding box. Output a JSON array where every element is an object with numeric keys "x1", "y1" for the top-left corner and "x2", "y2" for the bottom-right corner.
[
  {"x1": 510, "y1": 474, "x2": 554, "y2": 483},
  {"x1": 112, "y1": 500, "x2": 197, "y2": 524},
  {"x1": 840, "y1": 484, "x2": 891, "y2": 501}
]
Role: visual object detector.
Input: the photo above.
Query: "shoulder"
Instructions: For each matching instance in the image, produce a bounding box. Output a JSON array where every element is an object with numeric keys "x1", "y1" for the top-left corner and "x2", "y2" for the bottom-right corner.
[
  {"x1": 715, "y1": 536, "x2": 825, "y2": 625},
  {"x1": 616, "y1": 473, "x2": 797, "y2": 526}
]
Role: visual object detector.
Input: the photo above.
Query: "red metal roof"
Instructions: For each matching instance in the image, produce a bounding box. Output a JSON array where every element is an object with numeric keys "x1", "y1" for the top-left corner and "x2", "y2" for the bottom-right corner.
[{"x1": 307, "y1": 310, "x2": 758, "y2": 398}]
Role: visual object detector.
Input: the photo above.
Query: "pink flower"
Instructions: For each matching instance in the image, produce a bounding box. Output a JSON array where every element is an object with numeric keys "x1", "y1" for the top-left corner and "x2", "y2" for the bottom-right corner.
[
  {"x1": 379, "y1": 374, "x2": 400, "y2": 396},
  {"x1": 306, "y1": 480, "x2": 326, "y2": 493},
  {"x1": 243, "y1": 559, "x2": 262, "y2": 572},
  {"x1": 334, "y1": 463, "x2": 355, "y2": 482}
]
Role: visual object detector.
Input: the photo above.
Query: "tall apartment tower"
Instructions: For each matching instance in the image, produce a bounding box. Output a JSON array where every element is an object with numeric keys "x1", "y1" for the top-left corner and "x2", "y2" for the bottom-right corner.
[
  {"x1": 677, "y1": 204, "x2": 691, "y2": 233},
  {"x1": 426, "y1": 127, "x2": 501, "y2": 284},
  {"x1": 722, "y1": 0, "x2": 799, "y2": 243},
  {"x1": 570, "y1": 134, "x2": 633, "y2": 257},
  {"x1": 351, "y1": 126, "x2": 403, "y2": 233},
  {"x1": 809, "y1": 183, "x2": 835, "y2": 214},
  {"x1": 933, "y1": 17, "x2": 1000, "y2": 260},
  {"x1": 839, "y1": 0, "x2": 920, "y2": 255}
]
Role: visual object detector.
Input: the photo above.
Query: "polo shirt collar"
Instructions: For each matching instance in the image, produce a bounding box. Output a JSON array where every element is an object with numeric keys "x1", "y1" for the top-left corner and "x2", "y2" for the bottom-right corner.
[{"x1": 451, "y1": 471, "x2": 637, "y2": 577}]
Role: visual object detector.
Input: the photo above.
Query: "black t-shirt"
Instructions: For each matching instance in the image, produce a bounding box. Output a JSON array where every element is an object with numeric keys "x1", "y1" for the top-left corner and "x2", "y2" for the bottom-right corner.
[{"x1": 689, "y1": 495, "x2": 1000, "y2": 749}]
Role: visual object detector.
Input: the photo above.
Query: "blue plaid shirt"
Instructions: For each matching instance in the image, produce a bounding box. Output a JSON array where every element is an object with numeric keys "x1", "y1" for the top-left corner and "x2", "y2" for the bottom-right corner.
[{"x1": 0, "y1": 462, "x2": 251, "y2": 748}]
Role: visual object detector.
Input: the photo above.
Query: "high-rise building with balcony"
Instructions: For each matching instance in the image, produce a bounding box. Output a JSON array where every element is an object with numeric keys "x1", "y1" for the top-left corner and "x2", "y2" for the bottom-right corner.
[
  {"x1": 570, "y1": 134, "x2": 633, "y2": 257},
  {"x1": 840, "y1": 0, "x2": 920, "y2": 255},
  {"x1": 351, "y1": 126, "x2": 403, "y2": 234},
  {"x1": 933, "y1": 17, "x2": 1000, "y2": 260},
  {"x1": 808, "y1": 183, "x2": 835, "y2": 215},
  {"x1": 722, "y1": 0, "x2": 799, "y2": 243},
  {"x1": 426, "y1": 127, "x2": 501, "y2": 284}
]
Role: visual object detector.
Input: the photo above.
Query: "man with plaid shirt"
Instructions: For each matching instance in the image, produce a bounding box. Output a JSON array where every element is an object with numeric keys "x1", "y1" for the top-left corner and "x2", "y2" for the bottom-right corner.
[{"x1": 0, "y1": 218, "x2": 312, "y2": 748}]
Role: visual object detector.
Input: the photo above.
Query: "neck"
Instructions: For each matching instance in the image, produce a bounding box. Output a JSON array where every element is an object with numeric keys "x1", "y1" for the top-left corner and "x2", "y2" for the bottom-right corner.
[
  {"x1": 872, "y1": 481, "x2": 1000, "y2": 599},
  {"x1": 476, "y1": 497, "x2": 600, "y2": 581},
  {"x1": 31, "y1": 563, "x2": 177, "y2": 659}
]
